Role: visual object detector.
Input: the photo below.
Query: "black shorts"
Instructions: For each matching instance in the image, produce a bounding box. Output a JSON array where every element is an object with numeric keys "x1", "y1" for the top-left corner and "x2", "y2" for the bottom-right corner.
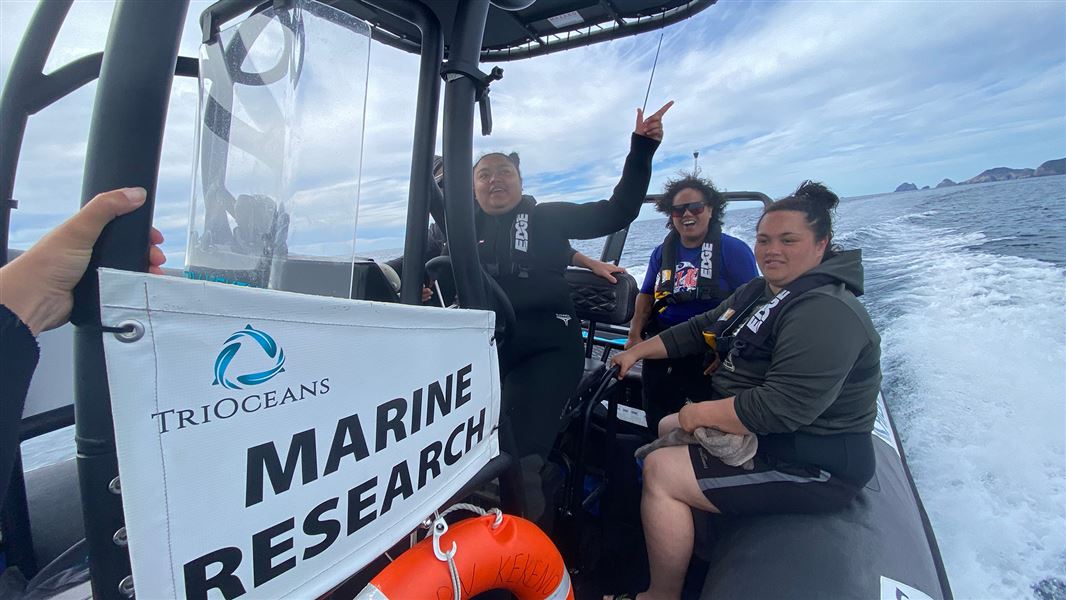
[{"x1": 689, "y1": 444, "x2": 863, "y2": 517}]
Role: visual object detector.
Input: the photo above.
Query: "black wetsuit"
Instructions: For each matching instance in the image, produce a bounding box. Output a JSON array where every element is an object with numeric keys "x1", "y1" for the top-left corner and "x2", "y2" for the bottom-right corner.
[
  {"x1": 477, "y1": 133, "x2": 660, "y2": 462},
  {"x1": 0, "y1": 305, "x2": 40, "y2": 510}
]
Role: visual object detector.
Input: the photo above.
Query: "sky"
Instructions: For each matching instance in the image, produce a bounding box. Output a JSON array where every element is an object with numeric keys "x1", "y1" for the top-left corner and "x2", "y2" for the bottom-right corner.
[{"x1": 1, "y1": 0, "x2": 1064, "y2": 262}]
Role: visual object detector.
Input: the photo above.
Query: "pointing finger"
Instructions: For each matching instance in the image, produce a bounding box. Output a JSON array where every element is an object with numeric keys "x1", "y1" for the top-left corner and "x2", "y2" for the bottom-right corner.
[{"x1": 650, "y1": 100, "x2": 674, "y2": 119}]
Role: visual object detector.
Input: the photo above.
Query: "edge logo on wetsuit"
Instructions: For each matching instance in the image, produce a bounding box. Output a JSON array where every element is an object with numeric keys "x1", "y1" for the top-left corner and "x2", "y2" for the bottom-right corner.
[{"x1": 514, "y1": 212, "x2": 529, "y2": 252}]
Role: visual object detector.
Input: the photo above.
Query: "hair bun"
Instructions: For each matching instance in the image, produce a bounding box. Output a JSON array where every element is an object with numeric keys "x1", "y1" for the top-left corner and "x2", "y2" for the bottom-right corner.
[
  {"x1": 794, "y1": 180, "x2": 839, "y2": 211},
  {"x1": 507, "y1": 152, "x2": 521, "y2": 169}
]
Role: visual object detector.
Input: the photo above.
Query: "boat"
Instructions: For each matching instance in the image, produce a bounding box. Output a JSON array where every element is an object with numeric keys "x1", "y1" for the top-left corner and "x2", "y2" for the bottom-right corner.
[{"x1": 1, "y1": 1, "x2": 952, "y2": 598}]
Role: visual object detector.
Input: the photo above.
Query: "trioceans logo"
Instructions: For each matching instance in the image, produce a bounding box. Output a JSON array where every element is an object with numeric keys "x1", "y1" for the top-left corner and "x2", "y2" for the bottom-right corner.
[{"x1": 213, "y1": 325, "x2": 286, "y2": 390}]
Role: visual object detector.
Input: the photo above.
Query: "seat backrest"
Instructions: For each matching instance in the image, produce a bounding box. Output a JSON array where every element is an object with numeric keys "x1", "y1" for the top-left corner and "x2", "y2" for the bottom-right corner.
[{"x1": 565, "y1": 267, "x2": 637, "y2": 326}]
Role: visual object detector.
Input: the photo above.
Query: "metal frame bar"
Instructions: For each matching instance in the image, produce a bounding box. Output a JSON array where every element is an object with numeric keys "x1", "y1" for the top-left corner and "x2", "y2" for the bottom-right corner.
[
  {"x1": 200, "y1": 0, "x2": 271, "y2": 44},
  {"x1": 71, "y1": 3, "x2": 190, "y2": 598},
  {"x1": 361, "y1": 0, "x2": 443, "y2": 305},
  {"x1": 598, "y1": 0, "x2": 626, "y2": 28},
  {"x1": 19, "y1": 406, "x2": 76, "y2": 441},
  {"x1": 504, "y1": 10, "x2": 546, "y2": 50},
  {"x1": 482, "y1": 0, "x2": 716, "y2": 61},
  {"x1": 441, "y1": 0, "x2": 491, "y2": 310},
  {"x1": 0, "y1": 3, "x2": 77, "y2": 576},
  {"x1": 0, "y1": 0, "x2": 75, "y2": 267}
]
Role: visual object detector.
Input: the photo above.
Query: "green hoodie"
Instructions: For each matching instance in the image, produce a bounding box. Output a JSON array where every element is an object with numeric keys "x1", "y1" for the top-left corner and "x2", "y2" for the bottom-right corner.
[{"x1": 659, "y1": 250, "x2": 881, "y2": 436}]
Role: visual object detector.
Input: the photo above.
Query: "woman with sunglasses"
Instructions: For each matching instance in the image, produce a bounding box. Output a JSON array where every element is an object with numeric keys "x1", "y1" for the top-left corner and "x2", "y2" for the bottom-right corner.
[{"x1": 627, "y1": 174, "x2": 758, "y2": 433}]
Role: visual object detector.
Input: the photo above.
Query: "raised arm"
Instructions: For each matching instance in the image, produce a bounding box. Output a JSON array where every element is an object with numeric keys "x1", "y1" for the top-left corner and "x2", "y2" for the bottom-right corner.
[{"x1": 539, "y1": 102, "x2": 673, "y2": 239}]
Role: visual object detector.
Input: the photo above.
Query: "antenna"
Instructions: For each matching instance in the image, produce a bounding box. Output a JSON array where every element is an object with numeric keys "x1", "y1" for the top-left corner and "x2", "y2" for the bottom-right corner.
[{"x1": 641, "y1": 30, "x2": 665, "y2": 113}]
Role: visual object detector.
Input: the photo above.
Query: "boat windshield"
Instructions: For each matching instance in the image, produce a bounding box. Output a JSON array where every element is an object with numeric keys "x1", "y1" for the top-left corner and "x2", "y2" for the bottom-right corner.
[{"x1": 186, "y1": 0, "x2": 371, "y2": 297}]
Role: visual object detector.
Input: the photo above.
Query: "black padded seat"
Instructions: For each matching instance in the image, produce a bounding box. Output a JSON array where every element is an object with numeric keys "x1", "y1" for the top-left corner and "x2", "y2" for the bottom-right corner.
[{"x1": 566, "y1": 266, "x2": 638, "y2": 380}]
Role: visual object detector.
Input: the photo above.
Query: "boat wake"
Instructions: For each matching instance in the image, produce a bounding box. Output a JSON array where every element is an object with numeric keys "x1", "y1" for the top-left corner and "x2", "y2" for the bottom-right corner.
[{"x1": 852, "y1": 213, "x2": 1066, "y2": 599}]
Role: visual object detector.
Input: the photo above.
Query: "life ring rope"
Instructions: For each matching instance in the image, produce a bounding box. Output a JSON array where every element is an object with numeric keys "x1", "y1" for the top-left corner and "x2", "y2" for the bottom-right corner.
[
  {"x1": 430, "y1": 503, "x2": 504, "y2": 600},
  {"x1": 358, "y1": 504, "x2": 574, "y2": 600}
]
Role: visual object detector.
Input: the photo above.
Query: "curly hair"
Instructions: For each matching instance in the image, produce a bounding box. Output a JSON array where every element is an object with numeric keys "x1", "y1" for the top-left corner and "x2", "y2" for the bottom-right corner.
[{"x1": 655, "y1": 173, "x2": 725, "y2": 230}]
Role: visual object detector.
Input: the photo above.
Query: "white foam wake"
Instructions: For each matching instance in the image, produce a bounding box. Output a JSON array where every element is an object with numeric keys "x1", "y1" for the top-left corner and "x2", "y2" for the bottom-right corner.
[{"x1": 860, "y1": 216, "x2": 1066, "y2": 598}]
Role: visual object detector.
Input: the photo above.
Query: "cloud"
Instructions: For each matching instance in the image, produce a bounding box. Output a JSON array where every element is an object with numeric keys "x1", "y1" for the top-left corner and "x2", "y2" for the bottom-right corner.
[{"x1": 2, "y1": 0, "x2": 1063, "y2": 260}]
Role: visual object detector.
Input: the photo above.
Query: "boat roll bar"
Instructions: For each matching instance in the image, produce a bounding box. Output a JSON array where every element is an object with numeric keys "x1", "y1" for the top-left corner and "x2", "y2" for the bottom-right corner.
[
  {"x1": 70, "y1": 3, "x2": 190, "y2": 598},
  {"x1": 441, "y1": 0, "x2": 493, "y2": 311},
  {"x1": 360, "y1": 0, "x2": 444, "y2": 306},
  {"x1": 0, "y1": 1, "x2": 94, "y2": 267},
  {"x1": 0, "y1": 2, "x2": 82, "y2": 576}
]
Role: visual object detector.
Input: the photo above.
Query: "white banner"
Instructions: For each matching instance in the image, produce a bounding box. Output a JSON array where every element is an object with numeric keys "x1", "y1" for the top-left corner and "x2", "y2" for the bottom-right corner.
[{"x1": 99, "y1": 269, "x2": 500, "y2": 599}]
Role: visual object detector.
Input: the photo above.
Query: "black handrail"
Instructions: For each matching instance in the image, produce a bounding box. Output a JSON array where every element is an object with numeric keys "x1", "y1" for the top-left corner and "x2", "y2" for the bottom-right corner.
[
  {"x1": 362, "y1": 0, "x2": 444, "y2": 306},
  {"x1": 71, "y1": 3, "x2": 190, "y2": 598},
  {"x1": 441, "y1": 0, "x2": 492, "y2": 311},
  {"x1": 0, "y1": 2, "x2": 76, "y2": 578},
  {"x1": 0, "y1": 0, "x2": 75, "y2": 268}
]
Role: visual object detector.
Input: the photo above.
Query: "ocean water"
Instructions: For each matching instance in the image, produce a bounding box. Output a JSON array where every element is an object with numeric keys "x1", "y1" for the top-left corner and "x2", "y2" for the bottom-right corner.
[
  {"x1": 576, "y1": 175, "x2": 1066, "y2": 599},
  {"x1": 21, "y1": 176, "x2": 1066, "y2": 598}
]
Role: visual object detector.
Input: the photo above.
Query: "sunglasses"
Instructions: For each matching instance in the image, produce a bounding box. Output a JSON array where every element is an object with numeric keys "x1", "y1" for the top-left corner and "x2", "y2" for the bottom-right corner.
[{"x1": 669, "y1": 202, "x2": 707, "y2": 217}]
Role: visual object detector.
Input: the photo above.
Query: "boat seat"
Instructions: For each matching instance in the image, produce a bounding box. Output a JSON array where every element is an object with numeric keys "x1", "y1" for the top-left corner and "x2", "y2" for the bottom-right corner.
[
  {"x1": 552, "y1": 267, "x2": 639, "y2": 562},
  {"x1": 558, "y1": 267, "x2": 637, "y2": 426},
  {"x1": 566, "y1": 266, "x2": 637, "y2": 373},
  {"x1": 350, "y1": 259, "x2": 400, "y2": 302}
]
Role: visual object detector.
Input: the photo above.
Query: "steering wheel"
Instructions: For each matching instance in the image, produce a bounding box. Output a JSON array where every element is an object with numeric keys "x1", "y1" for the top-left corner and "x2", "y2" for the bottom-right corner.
[{"x1": 425, "y1": 255, "x2": 515, "y2": 345}]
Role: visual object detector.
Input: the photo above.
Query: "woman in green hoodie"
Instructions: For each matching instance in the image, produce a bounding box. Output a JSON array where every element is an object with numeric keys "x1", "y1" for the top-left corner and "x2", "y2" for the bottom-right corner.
[{"x1": 608, "y1": 181, "x2": 881, "y2": 600}]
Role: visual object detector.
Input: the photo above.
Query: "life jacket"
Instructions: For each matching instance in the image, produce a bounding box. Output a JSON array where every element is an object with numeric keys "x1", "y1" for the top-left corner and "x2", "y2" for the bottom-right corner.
[
  {"x1": 703, "y1": 271, "x2": 839, "y2": 364},
  {"x1": 479, "y1": 195, "x2": 536, "y2": 279},
  {"x1": 650, "y1": 220, "x2": 724, "y2": 318}
]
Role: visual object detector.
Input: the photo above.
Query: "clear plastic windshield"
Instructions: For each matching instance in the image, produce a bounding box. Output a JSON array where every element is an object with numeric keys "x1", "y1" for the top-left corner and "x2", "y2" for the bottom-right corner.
[{"x1": 185, "y1": 0, "x2": 370, "y2": 298}]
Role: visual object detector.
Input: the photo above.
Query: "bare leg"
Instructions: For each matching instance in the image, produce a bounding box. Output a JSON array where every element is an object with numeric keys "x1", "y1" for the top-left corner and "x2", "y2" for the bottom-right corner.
[
  {"x1": 639, "y1": 446, "x2": 719, "y2": 600},
  {"x1": 657, "y1": 413, "x2": 680, "y2": 437}
]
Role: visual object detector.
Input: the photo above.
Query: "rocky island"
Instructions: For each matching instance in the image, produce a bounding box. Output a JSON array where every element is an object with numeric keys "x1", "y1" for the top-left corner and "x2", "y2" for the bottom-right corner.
[
  {"x1": 963, "y1": 167, "x2": 1034, "y2": 184},
  {"x1": 1035, "y1": 158, "x2": 1065, "y2": 177},
  {"x1": 892, "y1": 157, "x2": 1065, "y2": 192}
]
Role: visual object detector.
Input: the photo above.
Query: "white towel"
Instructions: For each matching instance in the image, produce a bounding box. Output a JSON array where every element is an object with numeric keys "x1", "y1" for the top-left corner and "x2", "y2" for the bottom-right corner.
[{"x1": 635, "y1": 427, "x2": 758, "y2": 470}]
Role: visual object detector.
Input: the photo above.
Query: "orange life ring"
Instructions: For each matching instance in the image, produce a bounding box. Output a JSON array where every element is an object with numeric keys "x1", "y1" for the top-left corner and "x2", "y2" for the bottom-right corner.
[{"x1": 355, "y1": 513, "x2": 574, "y2": 600}]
